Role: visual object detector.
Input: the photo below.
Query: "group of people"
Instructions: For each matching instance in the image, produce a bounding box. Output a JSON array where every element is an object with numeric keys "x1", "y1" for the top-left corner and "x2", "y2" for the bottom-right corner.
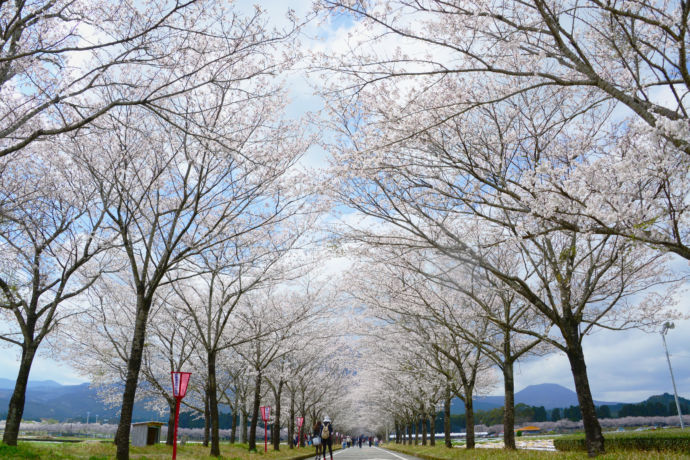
[
  {"x1": 310, "y1": 417, "x2": 382, "y2": 460},
  {"x1": 342, "y1": 435, "x2": 378, "y2": 448},
  {"x1": 312, "y1": 416, "x2": 334, "y2": 460}
]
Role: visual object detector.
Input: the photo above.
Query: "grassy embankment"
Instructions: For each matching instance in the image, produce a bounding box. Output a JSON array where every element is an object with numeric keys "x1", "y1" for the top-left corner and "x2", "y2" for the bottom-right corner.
[
  {"x1": 0, "y1": 441, "x2": 329, "y2": 460},
  {"x1": 384, "y1": 429, "x2": 690, "y2": 460}
]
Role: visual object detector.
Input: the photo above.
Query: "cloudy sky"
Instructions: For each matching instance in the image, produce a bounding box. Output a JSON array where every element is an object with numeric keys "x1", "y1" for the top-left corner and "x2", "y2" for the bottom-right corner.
[{"x1": 1, "y1": 1, "x2": 688, "y2": 406}]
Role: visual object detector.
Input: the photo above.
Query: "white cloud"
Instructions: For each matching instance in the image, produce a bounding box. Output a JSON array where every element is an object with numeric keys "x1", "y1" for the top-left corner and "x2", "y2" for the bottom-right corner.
[
  {"x1": 0, "y1": 351, "x2": 88, "y2": 385},
  {"x1": 510, "y1": 319, "x2": 690, "y2": 403}
]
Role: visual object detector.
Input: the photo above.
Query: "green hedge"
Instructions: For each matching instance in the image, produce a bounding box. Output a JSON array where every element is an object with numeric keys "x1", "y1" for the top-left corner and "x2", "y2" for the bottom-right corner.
[{"x1": 554, "y1": 430, "x2": 690, "y2": 453}]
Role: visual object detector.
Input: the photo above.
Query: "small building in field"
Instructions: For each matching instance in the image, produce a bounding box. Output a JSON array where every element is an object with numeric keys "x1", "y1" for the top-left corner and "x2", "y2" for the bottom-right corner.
[
  {"x1": 131, "y1": 421, "x2": 165, "y2": 446},
  {"x1": 516, "y1": 425, "x2": 541, "y2": 434}
]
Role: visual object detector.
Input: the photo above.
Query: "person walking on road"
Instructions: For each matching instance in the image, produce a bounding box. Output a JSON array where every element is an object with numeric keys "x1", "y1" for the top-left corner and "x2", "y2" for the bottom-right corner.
[
  {"x1": 321, "y1": 416, "x2": 334, "y2": 460},
  {"x1": 313, "y1": 420, "x2": 323, "y2": 459}
]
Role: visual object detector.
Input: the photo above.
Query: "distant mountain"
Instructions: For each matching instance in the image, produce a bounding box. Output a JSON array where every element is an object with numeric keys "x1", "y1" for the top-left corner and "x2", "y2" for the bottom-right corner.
[
  {"x1": 0, "y1": 381, "x2": 164, "y2": 423},
  {"x1": 0, "y1": 378, "x2": 64, "y2": 390},
  {"x1": 452, "y1": 383, "x2": 623, "y2": 413},
  {"x1": 644, "y1": 393, "x2": 690, "y2": 407}
]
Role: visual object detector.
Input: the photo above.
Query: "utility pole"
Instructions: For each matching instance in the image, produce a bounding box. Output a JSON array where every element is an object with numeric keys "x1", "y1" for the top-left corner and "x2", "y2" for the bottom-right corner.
[{"x1": 661, "y1": 322, "x2": 684, "y2": 429}]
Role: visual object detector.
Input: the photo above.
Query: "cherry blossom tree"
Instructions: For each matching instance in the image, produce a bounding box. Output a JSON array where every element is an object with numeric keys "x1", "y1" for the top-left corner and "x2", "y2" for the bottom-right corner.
[
  {"x1": 70, "y1": 69, "x2": 309, "y2": 458},
  {"x1": 0, "y1": 0, "x2": 301, "y2": 158},
  {"x1": 345, "y1": 254, "x2": 500, "y2": 449},
  {"x1": 320, "y1": 40, "x2": 682, "y2": 453},
  {"x1": 232, "y1": 284, "x2": 327, "y2": 451},
  {"x1": 316, "y1": 0, "x2": 687, "y2": 149},
  {"x1": 170, "y1": 242, "x2": 318, "y2": 456},
  {"x1": 315, "y1": 0, "x2": 690, "y2": 277},
  {"x1": 60, "y1": 278, "x2": 199, "y2": 445},
  {"x1": 376, "y1": 246, "x2": 551, "y2": 449},
  {"x1": 0, "y1": 147, "x2": 111, "y2": 445}
]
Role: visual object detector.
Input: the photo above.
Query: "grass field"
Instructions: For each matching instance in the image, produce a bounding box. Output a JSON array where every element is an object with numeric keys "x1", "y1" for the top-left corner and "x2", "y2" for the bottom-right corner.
[
  {"x1": 0, "y1": 441, "x2": 325, "y2": 460},
  {"x1": 384, "y1": 431, "x2": 690, "y2": 460}
]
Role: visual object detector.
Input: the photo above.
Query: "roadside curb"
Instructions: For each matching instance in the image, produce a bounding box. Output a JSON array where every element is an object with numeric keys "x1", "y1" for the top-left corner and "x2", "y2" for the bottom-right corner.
[{"x1": 286, "y1": 446, "x2": 342, "y2": 460}]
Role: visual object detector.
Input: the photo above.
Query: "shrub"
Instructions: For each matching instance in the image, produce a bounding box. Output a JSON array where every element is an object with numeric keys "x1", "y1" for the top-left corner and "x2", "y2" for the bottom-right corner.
[{"x1": 553, "y1": 429, "x2": 690, "y2": 453}]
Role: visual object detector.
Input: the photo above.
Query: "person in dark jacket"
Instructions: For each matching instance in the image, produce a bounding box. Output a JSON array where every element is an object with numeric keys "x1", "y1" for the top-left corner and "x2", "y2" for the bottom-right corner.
[
  {"x1": 321, "y1": 416, "x2": 334, "y2": 460},
  {"x1": 313, "y1": 420, "x2": 323, "y2": 459}
]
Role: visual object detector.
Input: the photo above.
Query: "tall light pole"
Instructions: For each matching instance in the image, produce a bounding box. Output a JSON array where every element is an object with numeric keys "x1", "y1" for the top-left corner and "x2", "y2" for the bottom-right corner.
[{"x1": 661, "y1": 322, "x2": 684, "y2": 429}]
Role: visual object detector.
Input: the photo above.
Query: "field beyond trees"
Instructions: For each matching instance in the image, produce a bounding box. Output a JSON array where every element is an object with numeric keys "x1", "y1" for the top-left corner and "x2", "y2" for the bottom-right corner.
[
  {"x1": 0, "y1": 441, "x2": 322, "y2": 460},
  {"x1": 386, "y1": 429, "x2": 690, "y2": 459}
]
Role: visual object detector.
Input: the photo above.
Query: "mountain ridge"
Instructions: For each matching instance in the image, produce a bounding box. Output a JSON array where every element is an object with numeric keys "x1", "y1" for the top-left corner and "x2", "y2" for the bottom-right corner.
[
  {"x1": 452, "y1": 383, "x2": 627, "y2": 414},
  {"x1": 1, "y1": 378, "x2": 684, "y2": 421}
]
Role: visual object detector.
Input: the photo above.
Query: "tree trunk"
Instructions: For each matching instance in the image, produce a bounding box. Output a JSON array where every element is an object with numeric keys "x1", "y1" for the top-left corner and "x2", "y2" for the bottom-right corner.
[
  {"x1": 248, "y1": 370, "x2": 262, "y2": 451},
  {"x1": 230, "y1": 412, "x2": 237, "y2": 444},
  {"x1": 114, "y1": 297, "x2": 151, "y2": 460},
  {"x1": 429, "y1": 413, "x2": 436, "y2": 446},
  {"x1": 465, "y1": 396, "x2": 475, "y2": 449},
  {"x1": 288, "y1": 395, "x2": 295, "y2": 449},
  {"x1": 395, "y1": 421, "x2": 400, "y2": 444},
  {"x1": 502, "y1": 363, "x2": 517, "y2": 450},
  {"x1": 444, "y1": 389, "x2": 452, "y2": 448},
  {"x1": 240, "y1": 409, "x2": 247, "y2": 443},
  {"x1": 166, "y1": 401, "x2": 176, "y2": 445},
  {"x1": 414, "y1": 418, "x2": 418, "y2": 445},
  {"x1": 203, "y1": 389, "x2": 210, "y2": 447},
  {"x1": 299, "y1": 405, "x2": 306, "y2": 447},
  {"x1": 2, "y1": 343, "x2": 38, "y2": 445},
  {"x1": 207, "y1": 350, "x2": 220, "y2": 456},
  {"x1": 566, "y1": 340, "x2": 605, "y2": 456},
  {"x1": 273, "y1": 381, "x2": 283, "y2": 451},
  {"x1": 422, "y1": 413, "x2": 427, "y2": 445}
]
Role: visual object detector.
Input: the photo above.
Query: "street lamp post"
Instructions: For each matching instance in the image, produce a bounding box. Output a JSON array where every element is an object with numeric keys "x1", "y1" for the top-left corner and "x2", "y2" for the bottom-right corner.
[{"x1": 661, "y1": 322, "x2": 684, "y2": 429}]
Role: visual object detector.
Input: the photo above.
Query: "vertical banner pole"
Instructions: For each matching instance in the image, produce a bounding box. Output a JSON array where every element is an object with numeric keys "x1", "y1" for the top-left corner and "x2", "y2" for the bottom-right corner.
[{"x1": 172, "y1": 397, "x2": 181, "y2": 460}]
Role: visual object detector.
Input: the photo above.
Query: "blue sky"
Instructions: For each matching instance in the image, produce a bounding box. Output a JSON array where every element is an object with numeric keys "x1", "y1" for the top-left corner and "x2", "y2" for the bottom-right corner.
[{"x1": 1, "y1": 1, "x2": 688, "y2": 406}]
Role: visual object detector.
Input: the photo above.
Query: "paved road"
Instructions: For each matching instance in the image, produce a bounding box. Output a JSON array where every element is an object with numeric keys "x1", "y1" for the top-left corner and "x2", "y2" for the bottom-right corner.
[{"x1": 313, "y1": 445, "x2": 422, "y2": 460}]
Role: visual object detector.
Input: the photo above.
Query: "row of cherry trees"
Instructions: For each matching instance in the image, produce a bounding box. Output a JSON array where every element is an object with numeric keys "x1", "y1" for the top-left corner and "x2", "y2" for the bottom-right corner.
[
  {"x1": 316, "y1": 0, "x2": 688, "y2": 456},
  {"x1": 2, "y1": 1, "x2": 688, "y2": 458},
  {"x1": 64, "y1": 275, "x2": 352, "y2": 454},
  {"x1": 0, "y1": 1, "x2": 355, "y2": 459}
]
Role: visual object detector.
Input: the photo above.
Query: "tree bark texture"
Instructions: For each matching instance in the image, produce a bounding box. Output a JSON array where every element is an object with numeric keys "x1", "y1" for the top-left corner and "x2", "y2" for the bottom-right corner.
[
  {"x1": 273, "y1": 381, "x2": 283, "y2": 451},
  {"x1": 503, "y1": 363, "x2": 516, "y2": 450},
  {"x1": 114, "y1": 297, "x2": 151, "y2": 460},
  {"x1": 429, "y1": 413, "x2": 436, "y2": 446},
  {"x1": 421, "y1": 414, "x2": 427, "y2": 445},
  {"x1": 207, "y1": 350, "x2": 221, "y2": 456},
  {"x1": 166, "y1": 402, "x2": 176, "y2": 445},
  {"x1": 2, "y1": 344, "x2": 38, "y2": 445},
  {"x1": 566, "y1": 339, "x2": 605, "y2": 456},
  {"x1": 288, "y1": 395, "x2": 295, "y2": 448},
  {"x1": 240, "y1": 410, "x2": 247, "y2": 443},
  {"x1": 230, "y1": 412, "x2": 237, "y2": 443},
  {"x1": 465, "y1": 397, "x2": 475, "y2": 449},
  {"x1": 444, "y1": 390, "x2": 452, "y2": 448},
  {"x1": 248, "y1": 371, "x2": 262, "y2": 451},
  {"x1": 203, "y1": 389, "x2": 210, "y2": 447}
]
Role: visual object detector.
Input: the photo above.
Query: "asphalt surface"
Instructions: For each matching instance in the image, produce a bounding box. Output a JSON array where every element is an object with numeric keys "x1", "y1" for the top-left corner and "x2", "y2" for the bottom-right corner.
[{"x1": 311, "y1": 445, "x2": 422, "y2": 460}]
